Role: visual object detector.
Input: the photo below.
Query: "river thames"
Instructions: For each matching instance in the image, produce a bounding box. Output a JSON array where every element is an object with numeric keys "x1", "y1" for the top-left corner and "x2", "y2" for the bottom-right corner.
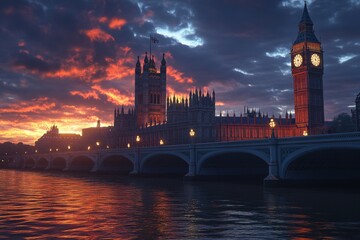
[{"x1": 0, "y1": 170, "x2": 359, "y2": 239}]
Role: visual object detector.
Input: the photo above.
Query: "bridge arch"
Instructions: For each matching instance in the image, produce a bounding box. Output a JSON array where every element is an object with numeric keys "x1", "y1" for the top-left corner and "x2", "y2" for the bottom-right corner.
[
  {"x1": 36, "y1": 158, "x2": 49, "y2": 169},
  {"x1": 69, "y1": 155, "x2": 95, "y2": 172},
  {"x1": 99, "y1": 154, "x2": 134, "y2": 174},
  {"x1": 51, "y1": 157, "x2": 67, "y2": 170},
  {"x1": 24, "y1": 158, "x2": 36, "y2": 169},
  {"x1": 141, "y1": 152, "x2": 189, "y2": 176},
  {"x1": 198, "y1": 150, "x2": 269, "y2": 180},
  {"x1": 281, "y1": 144, "x2": 360, "y2": 180}
]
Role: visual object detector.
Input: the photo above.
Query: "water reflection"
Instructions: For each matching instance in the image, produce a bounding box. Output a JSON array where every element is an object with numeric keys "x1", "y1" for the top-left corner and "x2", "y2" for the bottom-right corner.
[{"x1": 0, "y1": 170, "x2": 359, "y2": 239}]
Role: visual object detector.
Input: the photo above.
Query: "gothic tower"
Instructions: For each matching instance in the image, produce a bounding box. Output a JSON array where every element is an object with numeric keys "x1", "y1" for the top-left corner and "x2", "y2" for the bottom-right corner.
[
  {"x1": 135, "y1": 53, "x2": 167, "y2": 127},
  {"x1": 291, "y1": 3, "x2": 324, "y2": 135}
]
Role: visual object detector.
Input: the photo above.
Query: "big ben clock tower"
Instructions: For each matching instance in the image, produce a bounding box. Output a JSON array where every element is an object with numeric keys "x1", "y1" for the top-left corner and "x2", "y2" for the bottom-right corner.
[{"x1": 291, "y1": 2, "x2": 324, "y2": 135}]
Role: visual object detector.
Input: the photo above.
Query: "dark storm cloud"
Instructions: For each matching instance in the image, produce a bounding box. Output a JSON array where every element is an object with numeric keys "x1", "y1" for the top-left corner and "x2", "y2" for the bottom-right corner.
[{"x1": 0, "y1": 0, "x2": 359, "y2": 143}]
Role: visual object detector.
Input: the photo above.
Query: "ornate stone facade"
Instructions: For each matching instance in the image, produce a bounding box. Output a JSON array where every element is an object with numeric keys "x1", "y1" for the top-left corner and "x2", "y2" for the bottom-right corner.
[{"x1": 111, "y1": 3, "x2": 324, "y2": 147}]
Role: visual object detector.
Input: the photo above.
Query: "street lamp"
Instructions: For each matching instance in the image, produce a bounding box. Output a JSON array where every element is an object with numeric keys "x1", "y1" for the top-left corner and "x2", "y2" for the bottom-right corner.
[
  {"x1": 87, "y1": 146, "x2": 91, "y2": 151},
  {"x1": 56, "y1": 148, "x2": 59, "y2": 152},
  {"x1": 160, "y1": 139, "x2": 164, "y2": 145},
  {"x1": 303, "y1": 130, "x2": 308, "y2": 136},
  {"x1": 106, "y1": 145, "x2": 109, "y2": 149},
  {"x1": 68, "y1": 145, "x2": 71, "y2": 150},
  {"x1": 96, "y1": 141, "x2": 100, "y2": 147},
  {"x1": 35, "y1": 150, "x2": 38, "y2": 153},
  {"x1": 49, "y1": 148, "x2": 52, "y2": 152},
  {"x1": 189, "y1": 129, "x2": 195, "y2": 137},
  {"x1": 136, "y1": 135, "x2": 141, "y2": 143},
  {"x1": 127, "y1": 143, "x2": 131, "y2": 148},
  {"x1": 269, "y1": 118, "x2": 276, "y2": 138},
  {"x1": 189, "y1": 128, "x2": 196, "y2": 145}
]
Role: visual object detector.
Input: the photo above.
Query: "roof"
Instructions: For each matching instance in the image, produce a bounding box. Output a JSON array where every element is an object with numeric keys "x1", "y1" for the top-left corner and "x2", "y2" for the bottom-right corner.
[{"x1": 293, "y1": 3, "x2": 320, "y2": 44}]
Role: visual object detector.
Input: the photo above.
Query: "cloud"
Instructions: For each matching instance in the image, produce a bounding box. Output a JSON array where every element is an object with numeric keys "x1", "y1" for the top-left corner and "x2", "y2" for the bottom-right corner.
[
  {"x1": 280, "y1": 0, "x2": 314, "y2": 8},
  {"x1": 338, "y1": 54, "x2": 357, "y2": 64},
  {"x1": 70, "y1": 90, "x2": 100, "y2": 100},
  {"x1": 167, "y1": 66, "x2": 194, "y2": 83},
  {"x1": 155, "y1": 23, "x2": 204, "y2": 48},
  {"x1": 91, "y1": 85, "x2": 133, "y2": 106},
  {"x1": 0, "y1": 97, "x2": 56, "y2": 114},
  {"x1": 266, "y1": 47, "x2": 289, "y2": 58},
  {"x1": 82, "y1": 28, "x2": 114, "y2": 42},
  {"x1": 233, "y1": 68, "x2": 254, "y2": 76},
  {"x1": 108, "y1": 18, "x2": 127, "y2": 29}
]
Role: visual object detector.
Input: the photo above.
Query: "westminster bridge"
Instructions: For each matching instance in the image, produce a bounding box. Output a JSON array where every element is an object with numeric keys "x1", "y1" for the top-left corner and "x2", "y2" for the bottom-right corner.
[{"x1": 4, "y1": 132, "x2": 360, "y2": 184}]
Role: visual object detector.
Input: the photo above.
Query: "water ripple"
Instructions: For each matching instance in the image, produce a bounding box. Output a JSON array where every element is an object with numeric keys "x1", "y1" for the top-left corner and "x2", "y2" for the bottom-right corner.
[{"x1": 1, "y1": 170, "x2": 360, "y2": 239}]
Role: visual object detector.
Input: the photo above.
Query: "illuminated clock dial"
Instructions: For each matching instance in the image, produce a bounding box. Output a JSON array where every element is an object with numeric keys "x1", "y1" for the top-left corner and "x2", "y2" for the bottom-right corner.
[
  {"x1": 311, "y1": 53, "x2": 321, "y2": 67},
  {"x1": 293, "y1": 54, "x2": 303, "y2": 67}
]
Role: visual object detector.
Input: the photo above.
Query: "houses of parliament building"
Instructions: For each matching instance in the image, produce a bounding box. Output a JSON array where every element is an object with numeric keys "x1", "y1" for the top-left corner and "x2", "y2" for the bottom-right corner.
[
  {"x1": 36, "y1": 3, "x2": 328, "y2": 151},
  {"x1": 111, "y1": 3, "x2": 324, "y2": 148}
]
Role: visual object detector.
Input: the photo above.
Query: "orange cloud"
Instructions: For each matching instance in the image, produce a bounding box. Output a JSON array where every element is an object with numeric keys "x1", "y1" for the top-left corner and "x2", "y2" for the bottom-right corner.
[
  {"x1": 82, "y1": 28, "x2": 114, "y2": 42},
  {"x1": 44, "y1": 65, "x2": 98, "y2": 82},
  {"x1": 0, "y1": 97, "x2": 56, "y2": 114},
  {"x1": 105, "y1": 60, "x2": 133, "y2": 82},
  {"x1": 91, "y1": 85, "x2": 133, "y2": 105},
  {"x1": 166, "y1": 86, "x2": 189, "y2": 98},
  {"x1": 167, "y1": 66, "x2": 194, "y2": 84},
  {"x1": 98, "y1": 16, "x2": 108, "y2": 23},
  {"x1": 70, "y1": 90, "x2": 100, "y2": 100},
  {"x1": 108, "y1": 18, "x2": 127, "y2": 29},
  {"x1": 216, "y1": 102, "x2": 225, "y2": 106}
]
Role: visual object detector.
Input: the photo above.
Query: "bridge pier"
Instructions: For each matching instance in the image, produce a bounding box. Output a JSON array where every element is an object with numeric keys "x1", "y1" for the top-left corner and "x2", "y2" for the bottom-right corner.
[
  {"x1": 90, "y1": 152, "x2": 101, "y2": 173},
  {"x1": 63, "y1": 156, "x2": 71, "y2": 171},
  {"x1": 264, "y1": 137, "x2": 281, "y2": 186},
  {"x1": 130, "y1": 148, "x2": 140, "y2": 175},
  {"x1": 184, "y1": 143, "x2": 197, "y2": 180}
]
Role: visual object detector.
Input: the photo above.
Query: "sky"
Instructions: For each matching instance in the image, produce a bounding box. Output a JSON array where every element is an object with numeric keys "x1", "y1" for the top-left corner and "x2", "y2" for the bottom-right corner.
[{"x1": 0, "y1": 0, "x2": 360, "y2": 145}]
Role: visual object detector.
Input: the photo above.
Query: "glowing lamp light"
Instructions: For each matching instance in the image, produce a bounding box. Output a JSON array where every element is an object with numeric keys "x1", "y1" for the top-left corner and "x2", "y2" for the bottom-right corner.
[
  {"x1": 49, "y1": 148, "x2": 52, "y2": 152},
  {"x1": 35, "y1": 150, "x2": 38, "y2": 153},
  {"x1": 24, "y1": 151, "x2": 27, "y2": 154},
  {"x1": 269, "y1": 118, "x2": 276, "y2": 129},
  {"x1": 189, "y1": 129, "x2": 195, "y2": 137},
  {"x1": 303, "y1": 130, "x2": 308, "y2": 136},
  {"x1": 56, "y1": 148, "x2": 59, "y2": 152},
  {"x1": 96, "y1": 141, "x2": 100, "y2": 146},
  {"x1": 127, "y1": 143, "x2": 131, "y2": 148},
  {"x1": 136, "y1": 135, "x2": 141, "y2": 142},
  {"x1": 269, "y1": 118, "x2": 276, "y2": 138},
  {"x1": 160, "y1": 139, "x2": 164, "y2": 145},
  {"x1": 68, "y1": 145, "x2": 71, "y2": 150},
  {"x1": 87, "y1": 146, "x2": 91, "y2": 150},
  {"x1": 106, "y1": 145, "x2": 109, "y2": 149}
]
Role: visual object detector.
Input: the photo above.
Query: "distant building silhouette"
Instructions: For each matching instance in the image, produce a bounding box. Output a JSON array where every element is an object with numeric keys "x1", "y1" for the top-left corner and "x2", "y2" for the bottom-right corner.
[
  {"x1": 35, "y1": 125, "x2": 81, "y2": 152},
  {"x1": 81, "y1": 120, "x2": 113, "y2": 149}
]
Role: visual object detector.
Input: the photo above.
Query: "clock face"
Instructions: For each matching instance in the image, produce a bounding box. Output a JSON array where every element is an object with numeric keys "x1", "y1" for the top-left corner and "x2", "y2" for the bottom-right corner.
[
  {"x1": 311, "y1": 53, "x2": 321, "y2": 67},
  {"x1": 293, "y1": 54, "x2": 303, "y2": 67}
]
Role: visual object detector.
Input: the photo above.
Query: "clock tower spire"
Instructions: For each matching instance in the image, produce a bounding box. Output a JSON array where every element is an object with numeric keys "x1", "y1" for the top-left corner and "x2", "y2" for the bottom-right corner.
[{"x1": 291, "y1": 2, "x2": 324, "y2": 135}]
